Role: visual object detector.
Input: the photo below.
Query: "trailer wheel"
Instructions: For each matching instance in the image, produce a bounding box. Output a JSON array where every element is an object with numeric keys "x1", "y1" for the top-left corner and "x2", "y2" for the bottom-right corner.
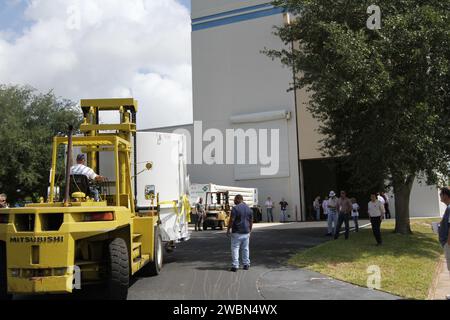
[
  {"x1": 0, "y1": 242, "x2": 12, "y2": 301},
  {"x1": 105, "y1": 238, "x2": 129, "y2": 300},
  {"x1": 143, "y1": 227, "x2": 163, "y2": 276}
]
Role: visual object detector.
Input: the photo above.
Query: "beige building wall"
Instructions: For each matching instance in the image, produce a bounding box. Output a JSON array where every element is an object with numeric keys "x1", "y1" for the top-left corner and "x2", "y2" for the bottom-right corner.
[
  {"x1": 188, "y1": 0, "x2": 303, "y2": 221},
  {"x1": 151, "y1": 0, "x2": 443, "y2": 219},
  {"x1": 296, "y1": 85, "x2": 324, "y2": 160}
]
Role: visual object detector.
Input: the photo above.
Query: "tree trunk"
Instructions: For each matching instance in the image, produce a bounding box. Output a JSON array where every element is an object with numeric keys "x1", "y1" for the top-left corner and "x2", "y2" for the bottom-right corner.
[{"x1": 393, "y1": 175, "x2": 415, "y2": 234}]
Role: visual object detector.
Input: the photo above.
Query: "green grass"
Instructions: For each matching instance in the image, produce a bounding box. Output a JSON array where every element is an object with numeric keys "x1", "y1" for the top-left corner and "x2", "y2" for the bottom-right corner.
[{"x1": 289, "y1": 218, "x2": 442, "y2": 299}]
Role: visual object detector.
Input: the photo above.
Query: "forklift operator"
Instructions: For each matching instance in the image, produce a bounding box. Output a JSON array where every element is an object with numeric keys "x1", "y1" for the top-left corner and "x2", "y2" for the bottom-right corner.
[{"x1": 70, "y1": 154, "x2": 105, "y2": 200}]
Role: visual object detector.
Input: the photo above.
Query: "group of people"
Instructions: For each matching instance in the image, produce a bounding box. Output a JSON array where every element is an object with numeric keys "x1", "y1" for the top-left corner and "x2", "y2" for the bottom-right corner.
[
  {"x1": 211, "y1": 187, "x2": 450, "y2": 275},
  {"x1": 318, "y1": 190, "x2": 390, "y2": 246},
  {"x1": 264, "y1": 197, "x2": 289, "y2": 223}
]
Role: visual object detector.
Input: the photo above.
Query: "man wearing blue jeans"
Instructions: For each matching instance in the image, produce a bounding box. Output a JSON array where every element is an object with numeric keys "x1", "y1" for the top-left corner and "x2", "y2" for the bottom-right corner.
[
  {"x1": 227, "y1": 194, "x2": 253, "y2": 272},
  {"x1": 326, "y1": 191, "x2": 338, "y2": 236}
]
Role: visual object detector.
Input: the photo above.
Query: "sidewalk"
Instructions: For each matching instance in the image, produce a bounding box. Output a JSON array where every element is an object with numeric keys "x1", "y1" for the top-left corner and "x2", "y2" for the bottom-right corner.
[{"x1": 429, "y1": 257, "x2": 450, "y2": 300}]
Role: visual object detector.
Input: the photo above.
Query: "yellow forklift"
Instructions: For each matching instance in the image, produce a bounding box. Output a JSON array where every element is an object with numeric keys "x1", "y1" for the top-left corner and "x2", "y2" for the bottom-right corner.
[
  {"x1": 203, "y1": 191, "x2": 230, "y2": 230},
  {"x1": 0, "y1": 98, "x2": 174, "y2": 300}
]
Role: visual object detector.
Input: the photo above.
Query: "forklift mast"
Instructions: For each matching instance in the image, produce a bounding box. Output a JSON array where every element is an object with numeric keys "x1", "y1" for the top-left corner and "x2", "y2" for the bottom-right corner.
[{"x1": 48, "y1": 98, "x2": 138, "y2": 210}]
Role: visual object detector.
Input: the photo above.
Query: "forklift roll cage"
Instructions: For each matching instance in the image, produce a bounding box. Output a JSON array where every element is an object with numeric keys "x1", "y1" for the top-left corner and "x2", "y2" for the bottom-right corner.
[{"x1": 48, "y1": 98, "x2": 138, "y2": 212}]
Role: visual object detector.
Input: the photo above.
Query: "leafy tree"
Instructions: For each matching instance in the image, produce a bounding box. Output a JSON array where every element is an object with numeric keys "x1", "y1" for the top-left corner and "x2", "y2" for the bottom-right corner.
[
  {"x1": 0, "y1": 85, "x2": 82, "y2": 204},
  {"x1": 266, "y1": 0, "x2": 450, "y2": 233}
]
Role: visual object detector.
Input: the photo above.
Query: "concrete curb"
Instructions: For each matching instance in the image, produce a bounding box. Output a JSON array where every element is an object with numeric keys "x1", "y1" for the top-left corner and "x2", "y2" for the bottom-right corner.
[{"x1": 428, "y1": 257, "x2": 443, "y2": 299}]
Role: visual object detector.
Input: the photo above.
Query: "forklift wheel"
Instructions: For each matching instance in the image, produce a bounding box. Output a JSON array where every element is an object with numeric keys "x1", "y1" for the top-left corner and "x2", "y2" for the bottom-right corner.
[
  {"x1": 0, "y1": 242, "x2": 12, "y2": 301},
  {"x1": 105, "y1": 238, "x2": 130, "y2": 300},
  {"x1": 143, "y1": 227, "x2": 163, "y2": 276}
]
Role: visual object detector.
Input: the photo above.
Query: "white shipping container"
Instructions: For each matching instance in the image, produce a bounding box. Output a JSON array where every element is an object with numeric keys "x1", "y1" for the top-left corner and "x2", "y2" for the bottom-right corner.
[
  {"x1": 98, "y1": 132, "x2": 190, "y2": 243},
  {"x1": 135, "y1": 132, "x2": 190, "y2": 243},
  {"x1": 190, "y1": 183, "x2": 258, "y2": 208}
]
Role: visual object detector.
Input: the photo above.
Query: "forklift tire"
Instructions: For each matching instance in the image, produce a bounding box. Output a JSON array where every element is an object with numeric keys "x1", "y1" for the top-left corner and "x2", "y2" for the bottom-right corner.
[
  {"x1": 143, "y1": 227, "x2": 163, "y2": 276},
  {"x1": 0, "y1": 242, "x2": 12, "y2": 301},
  {"x1": 105, "y1": 238, "x2": 129, "y2": 300}
]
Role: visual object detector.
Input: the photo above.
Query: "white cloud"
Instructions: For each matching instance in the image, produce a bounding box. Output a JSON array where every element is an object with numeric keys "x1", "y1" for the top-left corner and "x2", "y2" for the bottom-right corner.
[{"x1": 0, "y1": 0, "x2": 193, "y2": 129}]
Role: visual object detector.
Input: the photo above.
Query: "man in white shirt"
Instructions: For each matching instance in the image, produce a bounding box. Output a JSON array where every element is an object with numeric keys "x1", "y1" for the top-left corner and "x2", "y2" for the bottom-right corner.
[
  {"x1": 368, "y1": 192, "x2": 385, "y2": 246},
  {"x1": 265, "y1": 197, "x2": 274, "y2": 223},
  {"x1": 70, "y1": 154, "x2": 105, "y2": 200}
]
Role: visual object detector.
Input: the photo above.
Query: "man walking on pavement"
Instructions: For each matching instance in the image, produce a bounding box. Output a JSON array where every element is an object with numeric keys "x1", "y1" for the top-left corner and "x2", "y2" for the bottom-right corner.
[
  {"x1": 334, "y1": 191, "x2": 353, "y2": 240},
  {"x1": 227, "y1": 195, "x2": 253, "y2": 272}
]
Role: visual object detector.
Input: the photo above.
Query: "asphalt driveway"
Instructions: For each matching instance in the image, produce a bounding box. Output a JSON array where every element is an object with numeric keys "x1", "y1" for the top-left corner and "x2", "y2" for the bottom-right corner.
[{"x1": 127, "y1": 222, "x2": 398, "y2": 300}]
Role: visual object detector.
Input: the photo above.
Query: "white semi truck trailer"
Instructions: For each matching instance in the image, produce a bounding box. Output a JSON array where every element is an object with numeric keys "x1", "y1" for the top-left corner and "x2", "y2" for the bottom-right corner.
[
  {"x1": 190, "y1": 184, "x2": 258, "y2": 208},
  {"x1": 99, "y1": 132, "x2": 191, "y2": 250}
]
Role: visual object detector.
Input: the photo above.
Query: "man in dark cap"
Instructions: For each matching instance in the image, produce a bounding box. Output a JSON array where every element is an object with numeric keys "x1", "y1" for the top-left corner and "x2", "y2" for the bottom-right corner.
[{"x1": 70, "y1": 154, "x2": 105, "y2": 200}]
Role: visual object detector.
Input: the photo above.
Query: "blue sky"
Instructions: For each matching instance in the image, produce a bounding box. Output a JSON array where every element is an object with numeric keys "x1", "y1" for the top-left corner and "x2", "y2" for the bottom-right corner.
[
  {"x1": 0, "y1": 0, "x2": 191, "y2": 32},
  {"x1": 178, "y1": 0, "x2": 191, "y2": 10},
  {"x1": 0, "y1": 0, "x2": 193, "y2": 129},
  {"x1": 0, "y1": 0, "x2": 31, "y2": 33}
]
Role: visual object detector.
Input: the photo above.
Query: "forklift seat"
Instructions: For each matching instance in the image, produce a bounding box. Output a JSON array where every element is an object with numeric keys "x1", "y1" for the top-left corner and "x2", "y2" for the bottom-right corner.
[{"x1": 70, "y1": 174, "x2": 90, "y2": 196}]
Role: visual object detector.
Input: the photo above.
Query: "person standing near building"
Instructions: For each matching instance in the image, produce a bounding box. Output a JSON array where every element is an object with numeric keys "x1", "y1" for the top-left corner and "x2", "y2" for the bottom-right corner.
[
  {"x1": 0, "y1": 194, "x2": 9, "y2": 208},
  {"x1": 265, "y1": 197, "x2": 274, "y2": 223},
  {"x1": 313, "y1": 196, "x2": 321, "y2": 221},
  {"x1": 195, "y1": 197, "x2": 206, "y2": 232},
  {"x1": 380, "y1": 191, "x2": 391, "y2": 219},
  {"x1": 227, "y1": 195, "x2": 253, "y2": 272},
  {"x1": 334, "y1": 191, "x2": 353, "y2": 240},
  {"x1": 279, "y1": 198, "x2": 288, "y2": 223},
  {"x1": 438, "y1": 187, "x2": 450, "y2": 299},
  {"x1": 322, "y1": 196, "x2": 329, "y2": 233},
  {"x1": 326, "y1": 191, "x2": 338, "y2": 236},
  {"x1": 368, "y1": 192, "x2": 385, "y2": 245},
  {"x1": 377, "y1": 193, "x2": 386, "y2": 217},
  {"x1": 322, "y1": 196, "x2": 329, "y2": 216},
  {"x1": 351, "y1": 198, "x2": 360, "y2": 232}
]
